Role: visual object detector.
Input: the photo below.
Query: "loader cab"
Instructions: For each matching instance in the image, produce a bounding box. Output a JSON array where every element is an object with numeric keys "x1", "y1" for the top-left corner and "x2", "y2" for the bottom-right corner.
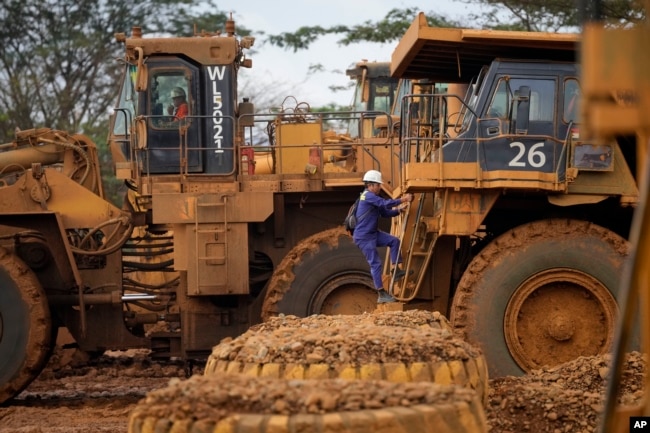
[
  {"x1": 109, "y1": 56, "x2": 237, "y2": 176},
  {"x1": 346, "y1": 61, "x2": 399, "y2": 138},
  {"x1": 143, "y1": 58, "x2": 202, "y2": 173},
  {"x1": 394, "y1": 79, "x2": 447, "y2": 133}
]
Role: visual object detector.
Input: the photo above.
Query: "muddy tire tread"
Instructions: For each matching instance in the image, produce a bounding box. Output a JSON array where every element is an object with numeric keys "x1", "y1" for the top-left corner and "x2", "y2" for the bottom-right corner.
[
  {"x1": 0, "y1": 247, "x2": 52, "y2": 404},
  {"x1": 450, "y1": 218, "x2": 629, "y2": 377},
  {"x1": 205, "y1": 357, "x2": 488, "y2": 406},
  {"x1": 130, "y1": 403, "x2": 487, "y2": 433}
]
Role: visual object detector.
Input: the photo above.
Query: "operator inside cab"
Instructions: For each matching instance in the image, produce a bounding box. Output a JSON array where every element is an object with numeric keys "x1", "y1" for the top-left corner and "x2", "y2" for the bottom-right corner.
[{"x1": 167, "y1": 87, "x2": 189, "y2": 120}]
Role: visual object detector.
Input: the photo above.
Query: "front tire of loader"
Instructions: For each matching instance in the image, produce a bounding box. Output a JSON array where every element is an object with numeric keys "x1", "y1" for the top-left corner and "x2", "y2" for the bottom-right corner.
[
  {"x1": 261, "y1": 227, "x2": 377, "y2": 320},
  {"x1": 0, "y1": 248, "x2": 52, "y2": 404},
  {"x1": 451, "y1": 219, "x2": 629, "y2": 378}
]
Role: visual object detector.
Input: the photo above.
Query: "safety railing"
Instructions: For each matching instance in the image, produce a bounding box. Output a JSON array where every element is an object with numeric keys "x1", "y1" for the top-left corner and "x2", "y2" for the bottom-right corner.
[
  {"x1": 123, "y1": 106, "x2": 404, "y2": 194},
  {"x1": 397, "y1": 92, "x2": 572, "y2": 192}
]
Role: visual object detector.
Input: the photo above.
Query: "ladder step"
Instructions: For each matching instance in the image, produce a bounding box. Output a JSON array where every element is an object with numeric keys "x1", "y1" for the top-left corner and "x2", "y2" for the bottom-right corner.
[
  {"x1": 198, "y1": 256, "x2": 226, "y2": 265},
  {"x1": 195, "y1": 229, "x2": 226, "y2": 234},
  {"x1": 197, "y1": 202, "x2": 225, "y2": 207},
  {"x1": 198, "y1": 284, "x2": 226, "y2": 290}
]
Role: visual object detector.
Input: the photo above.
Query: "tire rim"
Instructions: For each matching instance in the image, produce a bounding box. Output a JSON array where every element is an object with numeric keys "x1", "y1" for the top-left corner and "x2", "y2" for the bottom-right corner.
[
  {"x1": 308, "y1": 273, "x2": 376, "y2": 315},
  {"x1": 504, "y1": 268, "x2": 618, "y2": 372}
]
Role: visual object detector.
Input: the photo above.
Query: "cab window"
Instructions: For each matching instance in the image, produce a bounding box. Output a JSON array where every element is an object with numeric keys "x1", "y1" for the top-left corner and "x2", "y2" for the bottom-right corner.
[
  {"x1": 486, "y1": 79, "x2": 509, "y2": 118},
  {"x1": 487, "y1": 78, "x2": 555, "y2": 122},
  {"x1": 112, "y1": 64, "x2": 137, "y2": 135},
  {"x1": 563, "y1": 78, "x2": 581, "y2": 123},
  {"x1": 369, "y1": 78, "x2": 397, "y2": 113},
  {"x1": 150, "y1": 71, "x2": 190, "y2": 128}
]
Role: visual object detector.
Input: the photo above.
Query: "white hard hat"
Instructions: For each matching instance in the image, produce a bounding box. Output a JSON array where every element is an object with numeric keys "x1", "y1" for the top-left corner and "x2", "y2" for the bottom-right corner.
[
  {"x1": 171, "y1": 87, "x2": 186, "y2": 98},
  {"x1": 363, "y1": 169, "x2": 383, "y2": 184}
]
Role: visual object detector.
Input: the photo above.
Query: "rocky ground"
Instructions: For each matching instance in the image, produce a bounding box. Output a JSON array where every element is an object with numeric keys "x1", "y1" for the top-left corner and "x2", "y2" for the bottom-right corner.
[
  {"x1": 487, "y1": 352, "x2": 645, "y2": 432},
  {"x1": 0, "y1": 349, "x2": 188, "y2": 433},
  {"x1": 0, "y1": 311, "x2": 645, "y2": 433}
]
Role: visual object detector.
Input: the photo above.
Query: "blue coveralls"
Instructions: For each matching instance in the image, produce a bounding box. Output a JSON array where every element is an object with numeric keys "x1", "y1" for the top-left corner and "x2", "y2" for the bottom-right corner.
[{"x1": 352, "y1": 189, "x2": 403, "y2": 290}]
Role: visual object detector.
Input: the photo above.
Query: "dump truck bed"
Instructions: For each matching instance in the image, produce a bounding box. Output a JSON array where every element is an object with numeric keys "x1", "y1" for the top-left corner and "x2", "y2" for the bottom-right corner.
[{"x1": 390, "y1": 12, "x2": 579, "y2": 82}]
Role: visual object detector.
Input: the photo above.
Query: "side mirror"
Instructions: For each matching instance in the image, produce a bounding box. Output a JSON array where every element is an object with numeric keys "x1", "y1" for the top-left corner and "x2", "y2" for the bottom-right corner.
[
  {"x1": 134, "y1": 47, "x2": 148, "y2": 91},
  {"x1": 515, "y1": 85, "x2": 531, "y2": 134}
]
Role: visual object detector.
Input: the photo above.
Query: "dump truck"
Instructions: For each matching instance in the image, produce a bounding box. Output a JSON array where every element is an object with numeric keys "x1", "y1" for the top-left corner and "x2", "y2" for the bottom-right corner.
[
  {"x1": 386, "y1": 14, "x2": 639, "y2": 378},
  {"x1": 0, "y1": 19, "x2": 405, "y2": 404}
]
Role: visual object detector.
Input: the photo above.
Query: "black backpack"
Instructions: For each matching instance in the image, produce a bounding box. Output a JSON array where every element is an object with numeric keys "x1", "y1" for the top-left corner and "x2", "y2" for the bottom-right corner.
[{"x1": 343, "y1": 197, "x2": 371, "y2": 235}]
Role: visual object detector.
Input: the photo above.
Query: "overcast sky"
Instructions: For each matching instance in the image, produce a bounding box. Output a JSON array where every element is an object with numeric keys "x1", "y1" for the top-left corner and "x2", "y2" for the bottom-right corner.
[{"x1": 214, "y1": 1, "x2": 475, "y2": 107}]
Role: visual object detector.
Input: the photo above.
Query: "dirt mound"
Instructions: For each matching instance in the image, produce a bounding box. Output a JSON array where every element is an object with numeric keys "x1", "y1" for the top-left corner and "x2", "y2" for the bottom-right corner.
[
  {"x1": 487, "y1": 352, "x2": 646, "y2": 432},
  {"x1": 247, "y1": 310, "x2": 452, "y2": 333},
  {"x1": 133, "y1": 373, "x2": 481, "y2": 419},
  {"x1": 531, "y1": 352, "x2": 644, "y2": 398},
  {"x1": 129, "y1": 373, "x2": 488, "y2": 433},
  {"x1": 211, "y1": 319, "x2": 473, "y2": 366}
]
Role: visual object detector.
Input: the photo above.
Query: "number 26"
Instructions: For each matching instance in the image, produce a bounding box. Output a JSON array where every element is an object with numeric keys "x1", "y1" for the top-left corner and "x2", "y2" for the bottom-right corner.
[{"x1": 509, "y1": 141, "x2": 546, "y2": 168}]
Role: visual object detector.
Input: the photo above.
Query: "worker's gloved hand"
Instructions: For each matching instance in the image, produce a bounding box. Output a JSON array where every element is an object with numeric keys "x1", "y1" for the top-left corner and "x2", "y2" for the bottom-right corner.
[{"x1": 402, "y1": 193, "x2": 413, "y2": 203}]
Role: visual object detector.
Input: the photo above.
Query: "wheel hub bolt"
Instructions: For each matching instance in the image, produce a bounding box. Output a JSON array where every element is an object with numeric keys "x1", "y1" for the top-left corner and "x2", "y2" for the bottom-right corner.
[{"x1": 546, "y1": 312, "x2": 575, "y2": 341}]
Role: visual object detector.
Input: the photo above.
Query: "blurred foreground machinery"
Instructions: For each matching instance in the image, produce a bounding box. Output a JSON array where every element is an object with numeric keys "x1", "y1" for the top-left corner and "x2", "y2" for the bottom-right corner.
[{"x1": 578, "y1": 1, "x2": 650, "y2": 432}]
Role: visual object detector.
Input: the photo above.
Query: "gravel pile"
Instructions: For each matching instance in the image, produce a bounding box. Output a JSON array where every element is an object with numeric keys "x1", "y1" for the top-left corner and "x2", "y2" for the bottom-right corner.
[
  {"x1": 487, "y1": 352, "x2": 646, "y2": 432},
  {"x1": 211, "y1": 312, "x2": 472, "y2": 366},
  {"x1": 133, "y1": 373, "x2": 481, "y2": 420},
  {"x1": 248, "y1": 310, "x2": 452, "y2": 333}
]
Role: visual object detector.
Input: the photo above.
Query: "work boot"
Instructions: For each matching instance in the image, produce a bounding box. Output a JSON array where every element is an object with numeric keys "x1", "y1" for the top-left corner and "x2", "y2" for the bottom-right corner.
[
  {"x1": 377, "y1": 289, "x2": 397, "y2": 304},
  {"x1": 392, "y1": 268, "x2": 413, "y2": 281}
]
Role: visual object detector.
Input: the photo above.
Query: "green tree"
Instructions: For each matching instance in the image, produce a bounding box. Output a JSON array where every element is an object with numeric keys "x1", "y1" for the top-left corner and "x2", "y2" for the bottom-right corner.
[
  {"x1": 266, "y1": 7, "x2": 460, "y2": 52},
  {"x1": 467, "y1": 0, "x2": 645, "y2": 31},
  {"x1": 0, "y1": 0, "x2": 251, "y2": 142},
  {"x1": 264, "y1": 1, "x2": 645, "y2": 54},
  {"x1": 1, "y1": 0, "x2": 134, "y2": 139}
]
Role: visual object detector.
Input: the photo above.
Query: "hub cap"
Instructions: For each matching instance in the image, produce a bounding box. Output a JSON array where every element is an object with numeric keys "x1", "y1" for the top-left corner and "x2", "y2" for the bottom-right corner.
[{"x1": 504, "y1": 268, "x2": 617, "y2": 372}]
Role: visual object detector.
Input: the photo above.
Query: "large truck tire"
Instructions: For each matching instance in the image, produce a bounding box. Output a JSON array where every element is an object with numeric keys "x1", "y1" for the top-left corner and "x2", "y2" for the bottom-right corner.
[
  {"x1": 0, "y1": 248, "x2": 52, "y2": 404},
  {"x1": 261, "y1": 227, "x2": 377, "y2": 320},
  {"x1": 451, "y1": 218, "x2": 629, "y2": 378},
  {"x1": 128, "y1": 373, "x2": 488, "y2": 433},
  {"x1": 205, "y1": 315, "x2": 488, "y2": 406}
]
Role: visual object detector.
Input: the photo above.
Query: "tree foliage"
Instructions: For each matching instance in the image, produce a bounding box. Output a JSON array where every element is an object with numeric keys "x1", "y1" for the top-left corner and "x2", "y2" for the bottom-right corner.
[
  {"x1": 0, "y1": 0, "x2": 250, "y2": 142},
  {"x1": 468, "y1": 0, "x2": 645, "y2": 31},
  {"x1": 0, "y1": 0, "x2": 124, "y2": 139},
  {"x1": 266, "y1": 8, "x2": 460, "y2": 52},
  {"x1": 266, "y1": 1, "x2": 645, "y2": 53}
]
